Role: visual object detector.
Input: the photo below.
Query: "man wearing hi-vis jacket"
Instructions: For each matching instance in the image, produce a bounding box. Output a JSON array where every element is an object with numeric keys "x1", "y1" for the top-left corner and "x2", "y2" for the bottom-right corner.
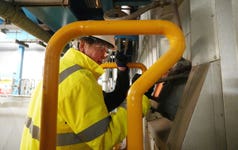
[{"x1": 20, "y1": 35, "x2": 151, "y2": 150}]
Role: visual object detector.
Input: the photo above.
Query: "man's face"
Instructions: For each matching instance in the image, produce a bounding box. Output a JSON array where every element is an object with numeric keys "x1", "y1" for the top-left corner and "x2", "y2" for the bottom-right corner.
[{"x1": 80, "y1": 41, "x2": 108, "y2": 64}]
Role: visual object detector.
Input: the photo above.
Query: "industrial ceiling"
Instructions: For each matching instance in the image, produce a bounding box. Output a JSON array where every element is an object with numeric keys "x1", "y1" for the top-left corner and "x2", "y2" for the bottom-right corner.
[
  {"x1": 0, "y1": 0, "x2": 176, "y2": 60},
  {"x1": 0, "y1": 0, "x2": 175, "y2": 41}
]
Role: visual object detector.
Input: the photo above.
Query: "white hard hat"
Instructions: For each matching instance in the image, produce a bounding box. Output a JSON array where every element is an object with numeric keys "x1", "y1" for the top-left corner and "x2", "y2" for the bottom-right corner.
[{"x1": 91, "y1": 35, "x2": 116, "y2": 49}]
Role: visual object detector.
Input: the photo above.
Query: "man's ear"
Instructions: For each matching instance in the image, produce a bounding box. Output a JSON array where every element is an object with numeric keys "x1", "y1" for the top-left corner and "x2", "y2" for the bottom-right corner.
[{"x1": 79, "y1": 40, "x2": 85, "y2": 52}]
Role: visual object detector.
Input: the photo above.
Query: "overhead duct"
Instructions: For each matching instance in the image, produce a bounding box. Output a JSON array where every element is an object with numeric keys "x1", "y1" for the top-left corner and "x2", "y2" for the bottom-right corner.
[
  {"x1": 103, "y1": 0, "x2": 171, "y2": 20},
  {"x1": 3, "y1": 0, "x2": 69, "y2": 6},
  {"x1": 0, "y1": 0, "x2": 52, "y2": 43}
]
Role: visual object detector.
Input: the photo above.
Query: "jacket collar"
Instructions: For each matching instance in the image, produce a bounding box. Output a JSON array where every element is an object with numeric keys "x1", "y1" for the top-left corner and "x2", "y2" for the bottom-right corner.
[{"x1": 62, "y1": 48, "x2": 104, "y2": 79}]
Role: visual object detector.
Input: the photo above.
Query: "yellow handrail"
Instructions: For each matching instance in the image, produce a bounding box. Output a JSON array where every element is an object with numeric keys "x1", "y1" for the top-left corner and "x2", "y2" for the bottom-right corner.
[
  {"x1": 40, "y1": 20, "x2": 185, "y2": 150},
  {"x1": 101, "y1": 62, "x2": 147, "y2": 73}
]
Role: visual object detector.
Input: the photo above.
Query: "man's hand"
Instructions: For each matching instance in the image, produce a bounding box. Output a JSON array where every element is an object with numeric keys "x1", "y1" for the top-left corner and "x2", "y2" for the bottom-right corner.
[{"x1": 115, "y1": 51, "x2": 128, "y2": 71}]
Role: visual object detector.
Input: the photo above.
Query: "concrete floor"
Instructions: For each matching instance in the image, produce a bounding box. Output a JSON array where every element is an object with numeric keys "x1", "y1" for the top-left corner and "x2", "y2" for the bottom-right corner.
[{"x1": 0, "y1": 96, "x2": 29, "y2": 150}]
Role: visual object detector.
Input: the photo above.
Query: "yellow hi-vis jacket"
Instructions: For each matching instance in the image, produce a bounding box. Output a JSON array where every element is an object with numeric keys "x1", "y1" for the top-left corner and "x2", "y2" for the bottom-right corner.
[{"x1": 20, "y1": 48, "x2": 127, "y2": 150}]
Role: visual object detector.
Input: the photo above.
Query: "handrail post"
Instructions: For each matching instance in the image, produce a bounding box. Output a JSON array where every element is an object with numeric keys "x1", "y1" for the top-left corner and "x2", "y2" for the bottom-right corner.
[{"x1": 40, "y1": 20, "x2": 185, "y2": 150}]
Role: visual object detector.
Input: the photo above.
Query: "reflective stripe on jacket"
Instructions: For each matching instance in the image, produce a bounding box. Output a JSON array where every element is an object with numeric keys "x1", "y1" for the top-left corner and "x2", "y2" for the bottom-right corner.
[{"x1": 20, "y1": 48, "x2": 127, "y2": 150}]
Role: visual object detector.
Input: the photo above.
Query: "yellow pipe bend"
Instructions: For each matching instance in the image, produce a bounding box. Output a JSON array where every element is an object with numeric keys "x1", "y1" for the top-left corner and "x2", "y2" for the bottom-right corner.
[
  {"x1": 40, "y1": 20, "x2": 185, "y2": 150},
  {"x1": 127, "y1": 25, "x2": 185, "y2": 150},
  {"x1": 101, "y1": 62, "x2": 147, "y2": 73}
]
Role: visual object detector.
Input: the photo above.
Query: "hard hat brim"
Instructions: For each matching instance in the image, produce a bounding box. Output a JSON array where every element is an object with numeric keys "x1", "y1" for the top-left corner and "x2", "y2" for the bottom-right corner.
[{"x1": 90, "y1": 35, "x2": 115, "y2": 49}]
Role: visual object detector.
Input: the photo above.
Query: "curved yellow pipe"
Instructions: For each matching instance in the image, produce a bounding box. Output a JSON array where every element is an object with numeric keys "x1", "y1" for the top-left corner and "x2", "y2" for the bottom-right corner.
[
  {"x1": 101, "y1": 62, "x2": 147, "y2": 73},
  {"x1": 40, "y1": 20, "x2": 185, "y2": 150},
  {"x1": 127, "y1": 25, "x2": 185, "y2": 150}
]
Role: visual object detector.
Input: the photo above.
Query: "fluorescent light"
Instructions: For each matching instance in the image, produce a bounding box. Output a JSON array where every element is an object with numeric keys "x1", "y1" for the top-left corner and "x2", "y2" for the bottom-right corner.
[
  {"x1": 1, "y1": 28, "x2": 8, "y2": 34},
  {"x1": 15, "y1": 39, "x2": 29, "y2": 48},
  {"x1": 0, "y1": 31, "x2": 7, "y2": 39}
]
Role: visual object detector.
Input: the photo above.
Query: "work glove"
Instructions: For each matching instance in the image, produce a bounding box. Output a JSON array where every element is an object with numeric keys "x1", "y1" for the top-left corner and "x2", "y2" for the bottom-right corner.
[
  {"x1": 115, "y1": 51, "x2": 128, "y2": 67},
  {"x1": 142, "y1": 95, "x2": 151, "y2": 116}
]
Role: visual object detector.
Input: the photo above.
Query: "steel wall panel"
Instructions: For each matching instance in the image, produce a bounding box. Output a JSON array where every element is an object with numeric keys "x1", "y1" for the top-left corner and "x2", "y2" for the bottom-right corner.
[
  {"x1": 190, "y1": 0, "x2": 219, "y2": 65},
  {"x1": 216, "y1": 0, "x2": 238, "y2": 149},
  {"x1": 183, "y1": 61, "x2": 226, "y2": 150}
]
